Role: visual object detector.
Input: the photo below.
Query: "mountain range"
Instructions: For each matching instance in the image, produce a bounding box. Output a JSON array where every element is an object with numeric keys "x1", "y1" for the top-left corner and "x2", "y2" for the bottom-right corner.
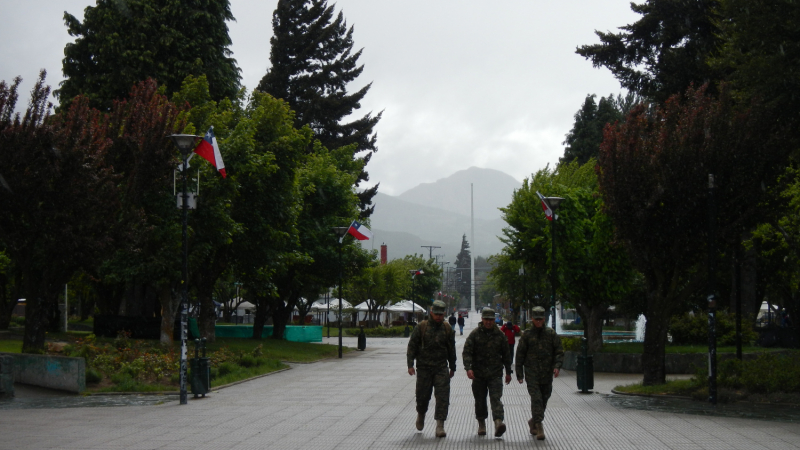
[{"x1": 361, "y1": 167, "x2": 522, "y2": 261}]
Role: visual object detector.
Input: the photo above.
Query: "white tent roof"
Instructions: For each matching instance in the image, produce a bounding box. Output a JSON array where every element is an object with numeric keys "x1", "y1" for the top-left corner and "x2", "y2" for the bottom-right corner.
[
  {"x1": 310, "y1": 298, "x2": 352, "y2": 311},
  {"x1": 387, "y1": 300, "x2": 424, "y2": 313}
]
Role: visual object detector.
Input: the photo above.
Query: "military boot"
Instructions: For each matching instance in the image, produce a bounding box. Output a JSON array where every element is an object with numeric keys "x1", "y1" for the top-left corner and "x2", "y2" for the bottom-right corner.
[
  {"x1": 435, "y1": 420, "x2": 446, "y2": 438},
  {"x1": 536, "y1": 422, "x2": 545, "y2": 440},
  {"x1": 477, "y1": 419, "x2": 486, "y2": 436},
  {"x1": 528, "y1": 418, "x2": 536, "y2": 435},
  {"x1": 494, "y1": 419, "x2": 506, "y2": 437},
  {"x1": 415, "y1": 413, "x2": 424, "y2": 431}
]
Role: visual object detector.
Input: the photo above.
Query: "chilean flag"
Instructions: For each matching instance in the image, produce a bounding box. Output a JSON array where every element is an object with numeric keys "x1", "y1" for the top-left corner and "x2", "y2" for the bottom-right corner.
[
  {"x1": 194, "y1": 127, "x2": 226, "y2": 178},
  {"x1": 346, "y1": 220, "x2": 373, "y2": 241},
  {"x1": 536, "y1": 191, "x2": 556, "y2": 221}
]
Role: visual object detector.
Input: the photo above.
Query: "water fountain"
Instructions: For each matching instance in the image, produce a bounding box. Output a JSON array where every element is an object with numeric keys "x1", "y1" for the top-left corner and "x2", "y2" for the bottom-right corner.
[
  {"x1": 634, "y1": 314, "x2": 646, "y2": 342},
  {"x1": 552, "y1": 307, "x2": 637, "y2": 341}
]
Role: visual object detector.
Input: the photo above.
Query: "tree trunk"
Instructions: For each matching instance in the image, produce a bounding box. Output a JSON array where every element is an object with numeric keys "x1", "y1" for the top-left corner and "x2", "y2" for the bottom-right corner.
[
  {"x1": 271, "y1": 301, "x2": 292, "y2": 340},
  {"x1": 159, "y1": 284, "x2": 180, "y2": 346},
  {"x1": 196, "y1": 279, "x2": 217, "y2": 343},
  {"x1": 252, "y1": 294, "x2": 269, "y2": 340},
  {"x1": 641, "y1": 312, "x2": 669, "y2": 386},
  {"x1": 578, "y1": 305, "x2": 606, "y2": 353}
]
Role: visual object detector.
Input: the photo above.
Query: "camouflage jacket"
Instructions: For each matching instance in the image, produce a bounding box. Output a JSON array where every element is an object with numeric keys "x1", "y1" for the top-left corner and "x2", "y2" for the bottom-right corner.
[
  {"x1": 407, "y1": 320, "x2": 457, "y2": 371},
  {"x1": 462, "y1": 324, "x2": 512, "y2": 378},
  {"x1": 515, "y1": 326, "x2": 564, "y2": 384}
]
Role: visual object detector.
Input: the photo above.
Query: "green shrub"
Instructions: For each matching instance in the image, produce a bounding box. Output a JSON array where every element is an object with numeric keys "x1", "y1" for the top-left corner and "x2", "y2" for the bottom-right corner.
[
  {"x1": 560, "y1": 336, "x2": 582, "y2": 352},
  {"x1": 10, "y1": 316, "x2": 25, "y2": 326},
  {"x1": 85, "y1": 368, "x2": 102, "y2": 384},
  {"x1": 238, "y1": 355, "x2": 258, "y2": 368},
  {"x1": 218, "y1": 362, "x2": 236, "y2": 376},
  {"x1": 693, "y1": 351, "x2": 800, "y2": 394},
  {"x1": 209, "y1": 368, "x2": 219, "y2": 380},
  {"x1": 669, "y1": 311, "x2": 757, "y2": 346}
]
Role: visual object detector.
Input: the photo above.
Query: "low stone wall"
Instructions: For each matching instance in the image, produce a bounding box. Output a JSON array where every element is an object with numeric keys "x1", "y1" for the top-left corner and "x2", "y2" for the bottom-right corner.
[
  {"x1": 563, "y1": 351, "x2": 770, "y2": 374},
  {"x1": 0, "y1": 352, "x2": 85, "y2": 393}
]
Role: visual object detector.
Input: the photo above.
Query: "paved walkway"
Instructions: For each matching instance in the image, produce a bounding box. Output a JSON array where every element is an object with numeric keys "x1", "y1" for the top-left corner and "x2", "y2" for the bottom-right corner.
[{"x1": 1, "y1": 316, "x2": 798, "y2": 450}]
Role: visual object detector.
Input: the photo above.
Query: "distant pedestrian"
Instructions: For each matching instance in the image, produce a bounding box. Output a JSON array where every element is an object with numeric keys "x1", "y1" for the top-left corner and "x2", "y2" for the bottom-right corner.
[
  {"x1": 407, "y1": 300, "x2": 456, "y2": 438},
  {"x1": 463, "y1": 308, "x2": 512, "y2": 437},
  {"x1": 448, "y1": 314, "x2": 457, "y2": 328},
  {"x1": 515, "y1": 306, "x2": 563, "y2": 441},
  {"x1": 457, "y1": 314, "x2": 465, "y2": 335},
  {"x1": 500, "y1": 321, "x2": 521, "y2": 361}
]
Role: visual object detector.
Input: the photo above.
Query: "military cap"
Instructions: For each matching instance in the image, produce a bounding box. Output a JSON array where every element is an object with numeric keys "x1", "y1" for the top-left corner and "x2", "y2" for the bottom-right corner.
[
  {"x1": 431, "y1": 300, "x2": 446, "y2": 314},
  {"x1": 481, "y1": 308, "x2": 496, "y2": 319},
  {"x1": 531, "y1": 306, "x2": 546, "y2": 318}
]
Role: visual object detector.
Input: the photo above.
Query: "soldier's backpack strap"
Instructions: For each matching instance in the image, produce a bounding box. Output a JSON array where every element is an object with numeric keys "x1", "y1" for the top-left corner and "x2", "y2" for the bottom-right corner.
[{"x1": 418, "y1": 320, "x2": 428, "y2": 349}]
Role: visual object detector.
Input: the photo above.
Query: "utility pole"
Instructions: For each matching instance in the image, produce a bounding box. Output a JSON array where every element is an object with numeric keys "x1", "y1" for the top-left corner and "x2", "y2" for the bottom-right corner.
[{"x1": 421, "y1": 245, "x2": 441, "y2": 260}]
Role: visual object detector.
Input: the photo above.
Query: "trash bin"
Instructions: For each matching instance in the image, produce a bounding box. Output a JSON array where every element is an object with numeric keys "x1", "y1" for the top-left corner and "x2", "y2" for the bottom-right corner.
[
  {"x1": 403, "y1": 325, "x2": 411, "y2": 338},
  {"x1": 576, "y1": 337, "x2": 594, "y2": 393},
  {"x1": 357, "y1": 327, "x2": 366, "y2": 350},
  {"x1": 190, "y1": 338, "x2": 210, "y2": 398}
]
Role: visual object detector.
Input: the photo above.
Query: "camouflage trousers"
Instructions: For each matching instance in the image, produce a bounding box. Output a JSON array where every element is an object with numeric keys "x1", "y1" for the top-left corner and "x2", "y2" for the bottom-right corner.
[
  {"x1": 416, "y1": 366, "x2": 451, "y2": 420},
  {"x1": 471, "y1": 375, "x2": 505, "y2": 421},
  {"x1": 525, "y1": 380, "x2": 553, "y2": 423}
]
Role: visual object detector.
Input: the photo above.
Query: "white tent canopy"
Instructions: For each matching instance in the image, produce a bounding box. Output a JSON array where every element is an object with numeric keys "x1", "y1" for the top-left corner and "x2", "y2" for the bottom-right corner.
[
  {"x1": 387, "y1": 300, "x2": 424, "y2": 313},
  {"x1": 310, "y1": 298, "x2": 352, "y2": 311}
]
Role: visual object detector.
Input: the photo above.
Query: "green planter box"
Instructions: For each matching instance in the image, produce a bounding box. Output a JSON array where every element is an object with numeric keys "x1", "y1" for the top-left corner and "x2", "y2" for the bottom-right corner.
[{"x1": 212, "y1": 324, "x2": 322, "y2": 342}]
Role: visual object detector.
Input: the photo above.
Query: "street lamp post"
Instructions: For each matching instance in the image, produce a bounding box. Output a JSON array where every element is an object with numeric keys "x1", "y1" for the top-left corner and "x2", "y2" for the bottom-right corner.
[
  {"x1": 707, "y1": 174, "x2": 718, "y2": 405},
  {"x1": 543, "y1": 195, "x2": 564, "y2": 331},
  {"x1": 332, "y1": 226, "x2": 350, "y2": 359},
  {"x1": 168, "y1": 134, "x2": 201, "y2": 405}
]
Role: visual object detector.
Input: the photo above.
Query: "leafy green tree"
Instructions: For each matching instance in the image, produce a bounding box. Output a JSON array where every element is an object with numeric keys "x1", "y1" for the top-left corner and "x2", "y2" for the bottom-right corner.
[
  {"x1": 0, "y1": 72, "x2": 119, "y2": 353},
  {"x1": 345, "y1": 258, "x2": 407, "y2": 326},
  {"x1": 598, "y1": 84, "x2": 788, "y2": 385},
  {"x1": 257, "y1": 0, "x2": 381, "y2": 217},
  {"x1": 399, "y1": 255, "x2": 442, "y2": 311},
  {"x1": 576, "y1": 0, "x2": 721, "y2": 103},
  {"x1": 269, "y1": 142, "x2": 366, "y2": 338},
  {"x1": 0, "y1": 249, "x2": 17, "y2": 330},
  {"x1": 58, "y1": 0, "x2": 241, "y2": 111},
  {"x1": 499, "y1": 160, "x2": 636, "y2": 351}
]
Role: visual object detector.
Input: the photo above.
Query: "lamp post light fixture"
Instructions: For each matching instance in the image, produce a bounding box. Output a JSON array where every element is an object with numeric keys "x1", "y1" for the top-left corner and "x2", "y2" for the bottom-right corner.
[
  {"x1": 168, "y1": 134, "x2": 201, "y2": 405},
  {"x1": 543, "y1": 195, "x2": 564, "y2": 331}
]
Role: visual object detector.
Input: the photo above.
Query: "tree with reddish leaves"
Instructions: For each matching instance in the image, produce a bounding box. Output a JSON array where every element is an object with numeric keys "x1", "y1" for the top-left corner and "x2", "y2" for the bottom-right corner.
[
  {"x1": 0, "y1": 71, "x2": 118, "y2": 353},
  {"x1": 598, "y1": 84, "x2": 788, "y2": 385},
  {"x1": 95, "y1": 78, "x2": 189, "y2": 345}
]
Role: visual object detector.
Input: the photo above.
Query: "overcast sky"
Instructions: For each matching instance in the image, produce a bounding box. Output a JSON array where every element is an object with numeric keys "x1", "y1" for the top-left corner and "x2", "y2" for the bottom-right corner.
[{"x1": 1, "y1": 1, "x2": 637, "y2": 196}]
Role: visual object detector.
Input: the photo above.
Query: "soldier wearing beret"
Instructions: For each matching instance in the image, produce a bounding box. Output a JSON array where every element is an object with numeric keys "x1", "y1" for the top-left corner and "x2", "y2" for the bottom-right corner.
[
  {"x1": 406, "y1": 299, "x2": 456, "y2": 438},
  {"x1": 515, "y1": 306, "x2": 564, "y2": 441},
  {"x1": 463, "y1": 308, "x2": 512, "y2": 437}
]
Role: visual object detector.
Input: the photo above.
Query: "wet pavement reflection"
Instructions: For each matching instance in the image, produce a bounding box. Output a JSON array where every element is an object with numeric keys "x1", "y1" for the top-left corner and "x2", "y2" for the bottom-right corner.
[
  {"x1": 0, "y1": 384, "x2": 177, "y2": 410},
  {"x1": 604, "y1": 394, "x2": 800, "y2": 423}
]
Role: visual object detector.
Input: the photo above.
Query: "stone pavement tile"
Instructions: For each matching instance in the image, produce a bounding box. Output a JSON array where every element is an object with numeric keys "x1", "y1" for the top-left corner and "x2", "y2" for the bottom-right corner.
[{"x1": 1, "y1": 319, "x2": 799, "y2": 450}]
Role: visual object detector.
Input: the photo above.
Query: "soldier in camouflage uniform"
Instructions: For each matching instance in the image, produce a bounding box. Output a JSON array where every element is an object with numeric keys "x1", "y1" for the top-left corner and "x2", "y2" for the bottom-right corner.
[
  {"x1": 515, "y1": 306, "x2": 564, "y2": 441},
  {"x1": 463, "y1": 308, "x2": 512, "y2": 437},
  {"x1": 407, "y1": 300, "x2": 456, "y2": 438}
]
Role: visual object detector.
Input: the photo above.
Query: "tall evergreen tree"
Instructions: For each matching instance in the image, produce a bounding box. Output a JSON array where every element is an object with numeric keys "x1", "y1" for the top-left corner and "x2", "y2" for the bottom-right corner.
[
  {"x1": 576, "y1": 0, "x2": 721, "y2": 103},
  {"x1": 57, "y1": 0, "x2": 241, "y2": 110},
  {"x1": 455, "y1": 234, "x2": 472, "y2": 298},
  {"x1": 257, "y1": 0, "x2": 381, "y2": 217},
  {"x1": 561, "y1": 93, "x2": 634, "y2": 165}
]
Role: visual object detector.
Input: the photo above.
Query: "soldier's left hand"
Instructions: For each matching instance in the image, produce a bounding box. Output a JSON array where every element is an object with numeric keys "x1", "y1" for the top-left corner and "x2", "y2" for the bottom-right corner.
[
  {"x1": 449, "y1": 370, "x2": 455, "y2": 379},
  {"x1": 553, "y1": 368, "x2": 560, "y2": 378},
  {"x1": 504, "y1": 374, "x2": 511, "y2": 385}
]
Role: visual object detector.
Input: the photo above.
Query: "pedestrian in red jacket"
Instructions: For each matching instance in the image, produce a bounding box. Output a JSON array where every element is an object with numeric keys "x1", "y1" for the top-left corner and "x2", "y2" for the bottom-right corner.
[{"x1": 500, "y1": 321, "x2": 521, "y2": 361}]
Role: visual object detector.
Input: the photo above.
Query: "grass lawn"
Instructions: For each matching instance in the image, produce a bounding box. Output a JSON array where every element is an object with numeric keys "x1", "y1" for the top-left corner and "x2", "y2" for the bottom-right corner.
[
  {"x1": 614, "y1": 379, "x2": 697, "y2": 396},
  {"x1": 0, "y1": 339, "x2": 22, "y2": 353},
  {"x1": 205, "y1": 337, "x2": 349, "y2": 362}
]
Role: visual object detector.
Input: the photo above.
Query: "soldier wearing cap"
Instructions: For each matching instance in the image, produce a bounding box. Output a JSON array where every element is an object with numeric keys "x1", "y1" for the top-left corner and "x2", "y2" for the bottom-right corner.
[
  {"x1": 406, "y1": 299, "x2": 456, "y2": 438},
  {"x1": 515, "y1": 306, "x2": 564, "y2": 441},
  {"x1": 462, "y1": 308, "x2": 512, "y2": 437}
]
